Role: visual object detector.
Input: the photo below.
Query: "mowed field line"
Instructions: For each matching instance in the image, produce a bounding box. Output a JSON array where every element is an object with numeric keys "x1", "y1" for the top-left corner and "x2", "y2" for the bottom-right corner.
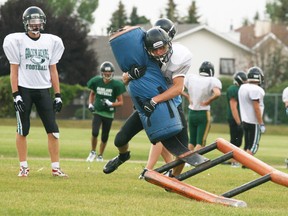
[{"x1": 1, "y1": 156, "x2": 286, "y2": 170}]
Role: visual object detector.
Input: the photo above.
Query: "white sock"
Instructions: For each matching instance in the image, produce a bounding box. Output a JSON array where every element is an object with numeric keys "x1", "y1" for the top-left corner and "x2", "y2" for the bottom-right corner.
[
  {"x1": 20, "y1": 161, "x2": 28, "y2": 168},
  {"x1": 51, "y1": 162, "x2": 60, "y2": 169}
]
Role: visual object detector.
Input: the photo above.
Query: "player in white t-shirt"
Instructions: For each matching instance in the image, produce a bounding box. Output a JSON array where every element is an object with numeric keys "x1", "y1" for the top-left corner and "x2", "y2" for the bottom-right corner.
[
  {"x1": 184, "y1": 61, "x2": 222, "y2": 152},
  {"x1": 238, "y1": 66, "x2": 265, "y2": 157},
  {"x1": 282, "y1": 87, "x2": 288, "y2": 115},
  {"x1": 2, "y1": 6, "x2": 67, "y2": 177}
]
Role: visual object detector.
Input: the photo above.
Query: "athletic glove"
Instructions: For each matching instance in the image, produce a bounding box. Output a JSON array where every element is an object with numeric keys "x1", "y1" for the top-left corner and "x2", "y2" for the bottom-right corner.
[
  {"x1": 13, "y1": 91, "x2": 25, "y2": 113},
  {"x1": 260, "y1": 123, "x2": 266, "y2": 133},
  {"x1": 103, "y1": 99, "x2": 113, "y2": 107},
  {"x1": 128, "y1": 65, "x2": 146, "y2": 80},
  {"x1": 286, "y1": 107, "x2": 288, "y2": 116},
  {"x1": 143, "y1": 98, "x2": 157, "y2": 117},
  {"x1": 53, "y1": 93, "x2": 62, "y2": 113},
  {"x1": 88, "y1": 103, "x2": 95, "y2": 112},
  {"x1": 237, "y1": 123, "x2": 243, "y2": 131}
]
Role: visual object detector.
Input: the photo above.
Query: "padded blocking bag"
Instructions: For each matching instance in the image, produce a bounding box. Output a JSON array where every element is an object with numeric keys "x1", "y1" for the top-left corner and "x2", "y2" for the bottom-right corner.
[{"x1": 109, "y1": 26, "x2": 183, "y2": 142}]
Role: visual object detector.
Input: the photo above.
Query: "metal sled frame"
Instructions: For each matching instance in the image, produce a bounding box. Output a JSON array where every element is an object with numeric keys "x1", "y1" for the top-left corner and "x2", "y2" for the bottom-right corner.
[{"x1": 143, "y1": 138, "x2": 288, "y2": 207}]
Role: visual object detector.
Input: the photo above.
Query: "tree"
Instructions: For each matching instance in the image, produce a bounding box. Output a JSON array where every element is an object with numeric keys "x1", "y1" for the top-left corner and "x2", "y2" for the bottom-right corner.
[
  {"x1": 128, "y1": 6, "x2": 149, "y2": 26},
  {"x1": 0, "y1": 0, "x2": 97, "y2": 85},
  {"x1": 107, "y1": 1, "x2": 128, "y2": 33},
  {"x1": 266, "y1": 0, "x2": 288, "y2": 24},
  {"x1": 252, "y1": 43, "x2": 288, "y2": 90},
  {"x1": 47, "y1": 0, "x2": 98, "y2": 25},
  {"x1": 165, "y1": 0, "x2": 179, "y2": 23},
  {"x1": 182, "y1": 0, "x2": 200, "y2": 24}
]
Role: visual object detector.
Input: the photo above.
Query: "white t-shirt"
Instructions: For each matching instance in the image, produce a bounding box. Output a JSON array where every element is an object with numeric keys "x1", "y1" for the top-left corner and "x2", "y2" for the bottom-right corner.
[
  {"x1": 238, "y1": 83, "x2": 265, "y2": 124},
  {"x1": 184, "y1": 74, "x2": 222, "y2": 111},
  {"x1": 282, "y1": 87, "x2": 288, "y2": 103},
  {"x1": 161, "y1": 43, "x2": 192, "y2": 106},
  {"x1": 3, "y1": 33, "x2": 64, "y2": 89}
]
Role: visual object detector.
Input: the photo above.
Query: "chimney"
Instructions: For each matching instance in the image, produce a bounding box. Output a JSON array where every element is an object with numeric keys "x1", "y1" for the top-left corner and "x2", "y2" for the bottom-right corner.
[{"x1": 254, "y1": 20, "x2": 271, "y2": 37}]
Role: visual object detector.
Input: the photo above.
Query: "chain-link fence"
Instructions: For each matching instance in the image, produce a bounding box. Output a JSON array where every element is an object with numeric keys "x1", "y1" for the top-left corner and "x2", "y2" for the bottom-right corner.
[{"x1": 181, "y1": 93, "x2": 287, "y2": 125}]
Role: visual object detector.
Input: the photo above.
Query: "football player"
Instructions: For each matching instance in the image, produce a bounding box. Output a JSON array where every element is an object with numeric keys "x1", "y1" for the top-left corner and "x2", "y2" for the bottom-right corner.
[
  {"x1": 238, "y1": 67, "x2": 265, "y2": 157},
  {"x1": 3, "y1": 6, "x2": 67, "y2": 177},
  {"x1": 86, "y1": 61, "x2": 126, "y2": 162},
  {"x1": 104, "y1": 19, "x2": 192, "y2": 177}
]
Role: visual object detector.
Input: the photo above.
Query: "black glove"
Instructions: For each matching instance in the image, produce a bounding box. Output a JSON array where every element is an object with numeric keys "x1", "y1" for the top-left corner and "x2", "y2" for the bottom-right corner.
[
  {"x1": 53, "y1": 93, "x2": 62, "y2": 112},
  {"x1": 143, "y1": 99, "x2": 157, "y2": 117},
  {"x1": 13, "y1": 91, "x2": 25, "y2": 113},
  {"x1": 88, "y1": 103, "x2": 95, "y2": 112},
  {"x1": 236, "y1": 122, "x2": 243, "y2": 131},
  {"x1": 128, "y1": 65, "x2": 146, "y2": 80}
]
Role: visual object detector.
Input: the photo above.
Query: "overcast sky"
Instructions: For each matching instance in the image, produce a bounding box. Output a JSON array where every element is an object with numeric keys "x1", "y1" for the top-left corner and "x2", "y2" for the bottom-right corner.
[{"x1": 92, "y1": 0, "x2": 268, "y2": 35}]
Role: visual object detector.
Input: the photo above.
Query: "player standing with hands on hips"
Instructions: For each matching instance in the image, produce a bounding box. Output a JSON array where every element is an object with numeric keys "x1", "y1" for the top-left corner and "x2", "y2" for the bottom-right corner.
[
  {"x1": 184, "y1": 61, "x2": 222, "y2": 152},
  {"x1": 238, "y1": 67, "x2": 265, "y2": 157},
  {"x1": 86, "y1": 61, "x2": 126, "y2": 162},
  {"x1": 3, "y1": 6, "x2": 67, "y2": 177}
]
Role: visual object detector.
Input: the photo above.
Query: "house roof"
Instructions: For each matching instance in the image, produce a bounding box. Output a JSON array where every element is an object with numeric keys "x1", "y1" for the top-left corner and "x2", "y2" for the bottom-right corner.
[{"x1": 235, "y1": 22, "x2": 288, "y2": 49}]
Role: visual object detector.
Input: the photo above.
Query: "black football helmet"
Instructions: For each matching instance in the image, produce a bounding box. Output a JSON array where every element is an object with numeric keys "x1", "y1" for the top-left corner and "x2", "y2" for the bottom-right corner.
[
  {"x1": 22, "y1": 6, "x2": 46, "y2": 34},
  {"x1": 233, "y1": 71, "x2": 247, "y2": 86},
  {"x1": 247, "y1": 66, "x2": 264, "y2": 85},
  {"x1": 144, "y1": 27, "x2": 173, "y2": 64},
  {"x1": 100, "y1": 61, "x2": 114, "y2": 81},
  {"x1": 154, "y1": 18, "x2": 177, "y2": 40},
  {"x1": 199, "y1": 61, "x2": 214, "y2": 77}
]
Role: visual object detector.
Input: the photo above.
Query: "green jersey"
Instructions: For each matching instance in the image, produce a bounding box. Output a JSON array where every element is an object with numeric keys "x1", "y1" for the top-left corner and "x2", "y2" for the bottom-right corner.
[
  {"x1": 87, "y1": 76, "x2": 126, "y2": 118},
  {"x1": 226, "y1": 84, "x2": 240, "y2": 121}
]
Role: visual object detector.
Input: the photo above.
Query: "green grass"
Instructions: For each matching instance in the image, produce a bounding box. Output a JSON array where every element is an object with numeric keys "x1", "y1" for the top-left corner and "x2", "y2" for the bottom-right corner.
[{"x1": 0, "y1": 118, "x2": 288, "y2": 216}]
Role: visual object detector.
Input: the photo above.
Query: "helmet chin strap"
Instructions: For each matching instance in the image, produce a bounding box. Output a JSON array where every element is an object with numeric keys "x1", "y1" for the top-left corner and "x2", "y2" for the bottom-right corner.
[
  {"x1": 27, "y1": 25, "x2": 41, "y2": 35},
  {"x1": 31, "y1": 30, "x2": 40, "y2": 35}
]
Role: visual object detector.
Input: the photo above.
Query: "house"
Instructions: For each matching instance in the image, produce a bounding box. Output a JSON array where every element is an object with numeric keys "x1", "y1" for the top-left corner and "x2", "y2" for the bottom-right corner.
[
  {"x1": 173, "y1": 24, "x2": 253, "y2": 76},
  {"x1": 235, "y1": 20, "x2": 288, "y2": 88}
]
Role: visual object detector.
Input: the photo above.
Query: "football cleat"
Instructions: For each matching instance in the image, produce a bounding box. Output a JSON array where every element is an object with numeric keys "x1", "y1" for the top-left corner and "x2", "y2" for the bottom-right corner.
[
  {"x1": 86, "y1": 151, "x2": 96, "y2": 162},
  {"x1": 52, "y1": 168, "x2": 68, "y2": 177},
  {"x1": 18, "y1": 166, "x2": 30, "y2": 177},
  {"x1": 103, "y1": 151, "x2": 130, "y2": 174},
  {"x1": 96, "y1": 155, "x2": 103, "y2": 162}
]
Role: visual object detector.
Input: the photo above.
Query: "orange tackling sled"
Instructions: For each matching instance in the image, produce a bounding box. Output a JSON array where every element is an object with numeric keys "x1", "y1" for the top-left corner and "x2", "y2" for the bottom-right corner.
[{"x1": 142, "y1": 138, "x2": 288, "y2": 207}]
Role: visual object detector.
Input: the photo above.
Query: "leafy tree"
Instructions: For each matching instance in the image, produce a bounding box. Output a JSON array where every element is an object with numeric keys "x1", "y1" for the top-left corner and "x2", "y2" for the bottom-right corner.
[
  {"x1": 242, "y1": 17, "x2": 250, "y2": 26},
  {"x1": 255, "y1": 46, "x2": 288, "y2": 89},
  {"x1": 107, "y1": 0, "x2": 128, "y2": 33},
  {"x1": 266, "y1": 0, "x2": 288, "y2": 23},
  {"x1": 254, "y1": 11, "x2": 260, "y2": 21},
  {"x1": 165, "y1": 0, "x2": 179, "y2": 23},
  {"x1": 182, "y1": 0, "x2": 200, "y2": 24},
  {"x1": 0, "y1": 0, "x2": 97, "y2": 85},
  {"x1": 46, "y1": 0, "x2": 98, "y2": 25},
  {"x1": 128, "y1": 6, "x2": 149, "y2": 25}
]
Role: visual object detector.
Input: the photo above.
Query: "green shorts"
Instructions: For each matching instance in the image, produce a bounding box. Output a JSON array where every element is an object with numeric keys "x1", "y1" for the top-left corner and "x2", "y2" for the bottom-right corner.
[{"x1": 188, "y1": 109, "x2": 211, "y2": 146}]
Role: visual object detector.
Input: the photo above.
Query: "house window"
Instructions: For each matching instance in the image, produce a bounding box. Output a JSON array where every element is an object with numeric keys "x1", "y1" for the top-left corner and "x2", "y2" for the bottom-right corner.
[{"x1": 220, "y1": 58, "x2": 235, "y2": 75}]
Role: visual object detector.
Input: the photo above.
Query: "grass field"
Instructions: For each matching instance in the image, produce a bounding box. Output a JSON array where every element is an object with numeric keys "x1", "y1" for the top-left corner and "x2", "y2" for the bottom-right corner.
[{"x1": 0, "y1": 118, "x2": 288, "y2": 216}]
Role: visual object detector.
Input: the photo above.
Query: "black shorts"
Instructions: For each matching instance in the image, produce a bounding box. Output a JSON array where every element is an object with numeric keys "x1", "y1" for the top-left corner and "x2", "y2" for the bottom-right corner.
[
  {"x1": 242, "y1": 121, "x2": 261, "y2": 154},
  {"x1": 92, "y1": 113, "x2": 113, "y2": 143},
  {"x1": 17, "y1": 86, "x2": 59, "y2": 136}
]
